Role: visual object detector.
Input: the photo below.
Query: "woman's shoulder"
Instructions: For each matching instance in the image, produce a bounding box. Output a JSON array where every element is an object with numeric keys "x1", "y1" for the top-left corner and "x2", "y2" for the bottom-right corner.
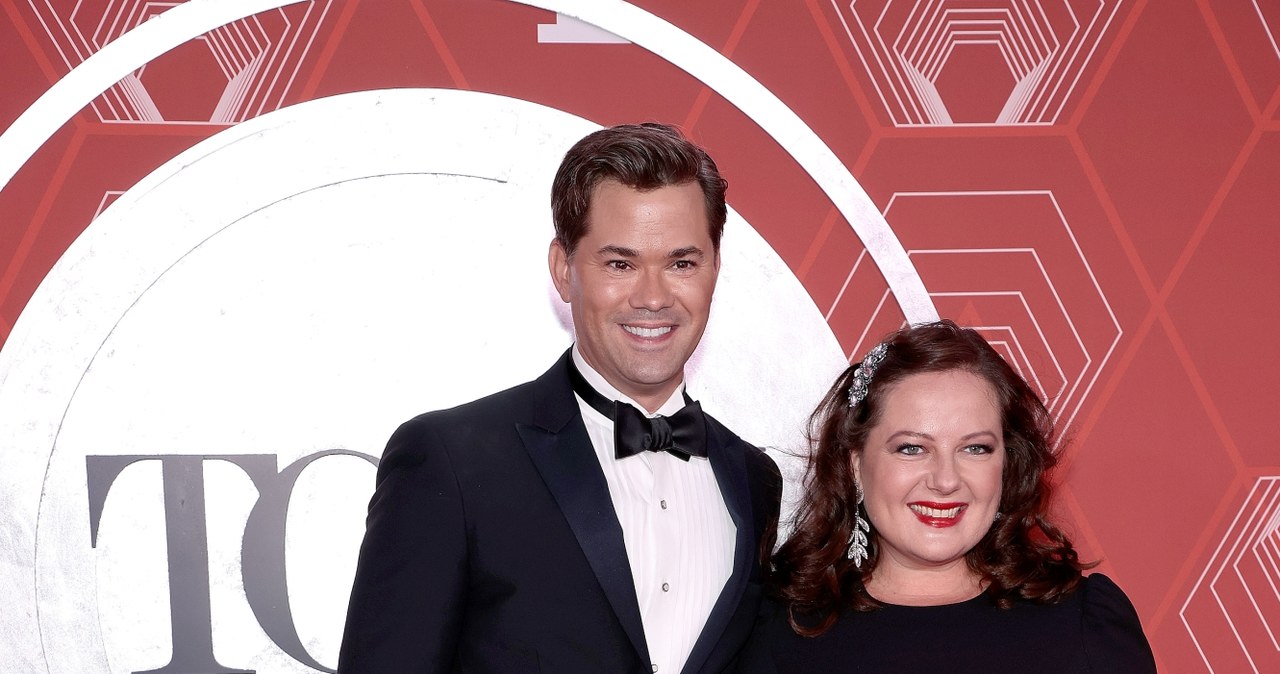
[
  {"x1": 1075, "y1": 573, "x2": 1138, "y2": 619},
  {"x1": 1080, "y1": 572, "x2": 1125, "y2": 595},
  {"x1": 1074, "y1": 573, "x2": 1158, "y2": 672}
]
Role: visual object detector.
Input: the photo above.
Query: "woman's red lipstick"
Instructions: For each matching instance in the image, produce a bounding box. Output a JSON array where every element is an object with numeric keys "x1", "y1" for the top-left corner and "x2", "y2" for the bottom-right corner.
[{"x1": 908, "y1": 502, "x2": 966, "y2": 528}]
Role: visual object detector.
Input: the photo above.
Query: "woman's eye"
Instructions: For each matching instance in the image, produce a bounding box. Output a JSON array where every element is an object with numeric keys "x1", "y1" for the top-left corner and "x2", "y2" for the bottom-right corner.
[
  {"x1": 895, "y1": 444, "x2": 924, "y2": 456},
  {"x1": 964, "y1": 444, "x2": 994, "y2": 455}
]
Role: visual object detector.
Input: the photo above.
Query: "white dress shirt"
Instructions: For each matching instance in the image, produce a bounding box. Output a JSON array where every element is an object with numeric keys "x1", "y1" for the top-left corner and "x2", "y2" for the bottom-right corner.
[{"x1": 570, "y1": 348, "x2": 737, "y2": 674}]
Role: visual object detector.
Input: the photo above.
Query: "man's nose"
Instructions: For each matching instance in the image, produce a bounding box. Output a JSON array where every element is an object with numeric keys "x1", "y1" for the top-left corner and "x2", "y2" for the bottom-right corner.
[{"x1": 630, "y1": 268, "x2": 674, "y2": 311}]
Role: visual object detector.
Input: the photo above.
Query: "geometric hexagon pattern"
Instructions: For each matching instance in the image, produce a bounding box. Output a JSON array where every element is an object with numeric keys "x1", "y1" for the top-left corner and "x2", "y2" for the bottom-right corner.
[
  {"x1": 859, "y1": 191, "x2": 1120, "y2": 438},
  {"x1": 30, "y1": 0, "x2": 330, "y2": 123},
  {"x1": 833, "y1": 0, "x2": 1124, "y2": 125},
  {"x1": 1181, "y1": 477, "x2": 1280, "y2": 674}
]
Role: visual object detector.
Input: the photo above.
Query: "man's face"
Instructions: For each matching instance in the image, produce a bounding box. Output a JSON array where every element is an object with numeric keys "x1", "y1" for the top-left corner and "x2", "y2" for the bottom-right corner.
[{"x1": 550, "y1": 179, "x2": 719, "y2": 412}]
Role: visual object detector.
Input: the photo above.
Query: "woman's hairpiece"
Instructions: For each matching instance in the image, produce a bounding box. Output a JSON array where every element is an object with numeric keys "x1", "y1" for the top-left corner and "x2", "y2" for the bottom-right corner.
[{"x1": 847, "y1": 342, "x2": 888, "y2": 408}]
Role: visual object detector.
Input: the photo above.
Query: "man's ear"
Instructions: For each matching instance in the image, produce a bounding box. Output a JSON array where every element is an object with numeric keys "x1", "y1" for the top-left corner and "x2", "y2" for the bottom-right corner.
[{"x1": 548, "y1": 239, "x2": 572, "y2": 303}]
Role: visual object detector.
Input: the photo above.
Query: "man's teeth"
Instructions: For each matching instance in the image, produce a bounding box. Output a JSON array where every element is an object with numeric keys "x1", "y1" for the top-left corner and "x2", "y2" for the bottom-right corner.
[
  {"x1": 910, "y1": 504, "x2": 962, "y2": 518},
  {"x1": 624, "y1": 325, "x2": 673, "y2": 338}
]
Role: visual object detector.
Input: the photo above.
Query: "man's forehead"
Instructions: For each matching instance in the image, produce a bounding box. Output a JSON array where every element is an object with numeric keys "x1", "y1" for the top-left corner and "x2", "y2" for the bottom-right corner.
[
  {"x1": 583, "y1": 182, "x2": 707, "y2": 222},
  {"x1": 587, "y1": 243, "x2": 709, "y2": 258}
]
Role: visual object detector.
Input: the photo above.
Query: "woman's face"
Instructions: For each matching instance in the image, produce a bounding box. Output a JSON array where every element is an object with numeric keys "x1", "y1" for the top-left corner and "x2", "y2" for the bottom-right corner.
[{"x1": 853, "y1": 369, "x2": 1005, "y2": 578}]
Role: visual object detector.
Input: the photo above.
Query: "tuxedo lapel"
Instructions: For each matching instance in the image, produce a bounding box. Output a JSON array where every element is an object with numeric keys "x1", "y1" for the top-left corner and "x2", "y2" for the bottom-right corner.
[
  {"x1": 517, "y1": 352, "x2": 650, "y2": 666},
  {"x1": 681, "y1": 419, "x2": 754, "y2": 674}
]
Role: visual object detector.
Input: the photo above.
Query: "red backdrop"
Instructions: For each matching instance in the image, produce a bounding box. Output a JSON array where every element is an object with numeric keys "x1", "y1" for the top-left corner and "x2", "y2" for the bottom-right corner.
[{"x1": 2, "y1": 1, "x2": 1277, "y2": 671}]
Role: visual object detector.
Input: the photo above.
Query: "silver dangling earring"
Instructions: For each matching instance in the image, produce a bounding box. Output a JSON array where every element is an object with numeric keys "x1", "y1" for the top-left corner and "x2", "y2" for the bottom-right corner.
[{"x1": 847, "y1": 479, "x2": 871, "y2": 568}]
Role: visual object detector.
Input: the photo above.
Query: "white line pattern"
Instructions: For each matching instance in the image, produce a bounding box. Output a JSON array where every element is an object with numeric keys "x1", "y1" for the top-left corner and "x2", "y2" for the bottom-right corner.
[
  {"x1": 25, "y1": 0, "x2": 329, "y2": 123},
  {"x1": 1182, "y1": 478, "x2": 1280, "y2": 673},
  {"x1": 834, "y1": 0, "x2": 1123, "y2": 126}
]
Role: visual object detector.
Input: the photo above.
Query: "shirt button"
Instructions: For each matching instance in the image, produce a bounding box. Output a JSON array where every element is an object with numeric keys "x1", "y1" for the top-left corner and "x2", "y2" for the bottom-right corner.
[
  {"x1": 651, "y1": 665, "x2": 659, "y2": 672},
  {"x1": 660, "y1": 499, "x2": 668, "y2": 510},
  {"x1": 662, "y1": 582, "x2": 670, "y2": 592}
]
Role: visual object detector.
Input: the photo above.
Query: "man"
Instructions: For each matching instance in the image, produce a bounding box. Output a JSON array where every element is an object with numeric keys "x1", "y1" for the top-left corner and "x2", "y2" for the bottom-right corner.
[{"x1": 339, "y1": 123, "x2": 781, "y2": 673}]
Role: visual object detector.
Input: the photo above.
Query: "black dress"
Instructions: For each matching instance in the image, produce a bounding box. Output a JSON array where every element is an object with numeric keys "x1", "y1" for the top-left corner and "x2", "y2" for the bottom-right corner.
[{"x1": 738, "y1": 574, "x2": 1156, "y2": 673}]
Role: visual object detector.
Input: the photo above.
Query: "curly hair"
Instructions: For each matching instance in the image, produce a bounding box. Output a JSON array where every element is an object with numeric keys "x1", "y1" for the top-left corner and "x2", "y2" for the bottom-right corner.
[
  {"x1": 771, "y1": 320, "x2": 1090, "y2": 636},
  {"x1": 550, "y1": 122, "x2": 728, "y2": 257}
]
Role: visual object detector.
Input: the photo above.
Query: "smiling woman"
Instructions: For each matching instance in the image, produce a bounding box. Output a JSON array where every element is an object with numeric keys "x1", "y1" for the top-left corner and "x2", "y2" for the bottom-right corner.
[
  {"x1": 853, "y1": 368, "x2": 1006, "y2": 606},
  {"x1": 740, "y1": 320, "x2": 1158, "y2": 674}
]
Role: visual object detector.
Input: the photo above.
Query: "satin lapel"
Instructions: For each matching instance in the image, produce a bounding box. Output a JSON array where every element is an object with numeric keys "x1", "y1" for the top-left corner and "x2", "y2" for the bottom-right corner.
[
  {"x1": 517, "y1": 353, "x2": 649, "y2": 665},
  {"x1": 681, "y1": 421, "x2": 753, "y2": 674}
]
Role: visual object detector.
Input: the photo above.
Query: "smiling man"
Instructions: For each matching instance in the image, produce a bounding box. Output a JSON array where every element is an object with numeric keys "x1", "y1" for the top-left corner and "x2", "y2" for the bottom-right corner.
[{"x1": 339, "y1": 123, "x2": 782, "y2": 674}]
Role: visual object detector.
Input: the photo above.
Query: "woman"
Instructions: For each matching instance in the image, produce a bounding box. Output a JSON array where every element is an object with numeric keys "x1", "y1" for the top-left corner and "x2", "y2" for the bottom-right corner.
[{"x1": 740, "y1": 320, "x2": 1156, "y2": 672}]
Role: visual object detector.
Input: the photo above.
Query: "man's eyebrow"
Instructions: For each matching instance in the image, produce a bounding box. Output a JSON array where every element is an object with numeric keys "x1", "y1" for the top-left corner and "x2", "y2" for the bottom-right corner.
[
  {"x1": 668, "y1": 246, "x2": 706, "y2": 259},
  {"x1": 596, "y1": 245, "x2": 639, "y2": 257},
  {"x1": 593, "y1": 245, "x2": 707, "y2": 258}
]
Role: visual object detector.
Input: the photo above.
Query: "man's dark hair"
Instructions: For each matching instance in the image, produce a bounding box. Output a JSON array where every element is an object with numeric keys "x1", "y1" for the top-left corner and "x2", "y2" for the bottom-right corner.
[{"x1": 551, "y1": 123, "x2": 728, "y2": 256}]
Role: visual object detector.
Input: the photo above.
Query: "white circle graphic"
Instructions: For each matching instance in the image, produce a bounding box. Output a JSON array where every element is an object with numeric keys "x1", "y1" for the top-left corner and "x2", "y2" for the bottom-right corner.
[{"x1": 1, "y1": 89, "x2": 845, "y2": 672}]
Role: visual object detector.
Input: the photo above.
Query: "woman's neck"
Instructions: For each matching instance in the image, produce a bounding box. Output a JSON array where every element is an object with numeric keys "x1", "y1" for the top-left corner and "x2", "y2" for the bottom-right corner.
[{"x1": 864, "y1": 561, "x2": 985, "y2": 606}]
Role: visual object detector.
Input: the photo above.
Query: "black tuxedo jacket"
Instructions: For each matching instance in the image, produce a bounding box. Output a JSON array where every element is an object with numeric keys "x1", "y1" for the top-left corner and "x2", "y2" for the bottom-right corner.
[{"x1": 339, "y1": 351, "x2": 782, "y2": 673}]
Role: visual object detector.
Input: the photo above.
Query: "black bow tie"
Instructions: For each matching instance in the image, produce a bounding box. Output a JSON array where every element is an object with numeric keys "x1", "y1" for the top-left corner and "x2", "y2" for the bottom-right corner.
[{"x1": 567, "y1": 359, "x2": 708, "y2": 461}]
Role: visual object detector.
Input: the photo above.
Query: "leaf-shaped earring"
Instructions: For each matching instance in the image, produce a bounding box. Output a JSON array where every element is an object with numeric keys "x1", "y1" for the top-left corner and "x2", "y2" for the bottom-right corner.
[{"x1": 847, "y1": 479, "x2": 871, "y2": 568}]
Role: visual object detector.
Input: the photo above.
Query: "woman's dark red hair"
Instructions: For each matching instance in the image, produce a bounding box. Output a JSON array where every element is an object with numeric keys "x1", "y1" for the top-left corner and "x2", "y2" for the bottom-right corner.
[{"x1": 770, "y1": 320, "x2": 1090, "y2": 635}]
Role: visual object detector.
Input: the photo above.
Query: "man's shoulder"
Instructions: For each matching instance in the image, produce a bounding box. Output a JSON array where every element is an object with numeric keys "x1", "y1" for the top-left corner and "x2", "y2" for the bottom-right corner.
[
  {"x1": 702, "y1": 411, "x2": 779, "y2": 479},
  {"x1": 394, "y1": 352, "x2": 575, "y2": 439},
  {"x1": 415, "y1": 378, "x2": 540, "y2": 423},
  {"x1": 378, "y1": 377, "x2": 550, "y2": 474},
  {"x1": 391, "y1": 380, "x2": 553, "y2": 451}
]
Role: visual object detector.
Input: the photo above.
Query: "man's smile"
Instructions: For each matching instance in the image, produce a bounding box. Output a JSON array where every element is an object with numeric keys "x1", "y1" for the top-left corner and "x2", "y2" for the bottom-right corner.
[{"x1": 622, "y1": 325, "x2": 674, "y2": 338}]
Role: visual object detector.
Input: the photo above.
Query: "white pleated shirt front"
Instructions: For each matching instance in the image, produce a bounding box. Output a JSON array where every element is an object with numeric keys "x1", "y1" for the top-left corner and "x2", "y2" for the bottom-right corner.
[{"x1": 570, "y1": 349, "x2": 737, "y2": 674}]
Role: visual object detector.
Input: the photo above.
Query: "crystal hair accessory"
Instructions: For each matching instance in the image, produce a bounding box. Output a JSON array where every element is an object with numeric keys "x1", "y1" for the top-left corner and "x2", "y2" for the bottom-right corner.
[{"x1": 847, "y1": 342, "x2": 889, "y2": 408}]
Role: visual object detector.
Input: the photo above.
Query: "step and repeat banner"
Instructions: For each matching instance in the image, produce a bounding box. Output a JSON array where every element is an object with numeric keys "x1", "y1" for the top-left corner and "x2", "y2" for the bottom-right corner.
[{"x1": 1, "y1": 1, "x2": 1276, "y2": 672}]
